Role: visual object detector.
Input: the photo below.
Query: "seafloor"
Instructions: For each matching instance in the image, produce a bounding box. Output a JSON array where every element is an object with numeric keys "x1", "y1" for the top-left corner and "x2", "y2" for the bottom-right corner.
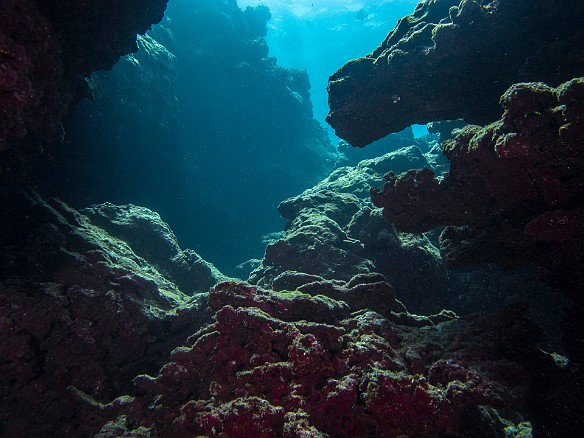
[{"x1": 1, "y1": 0, "x2": 583, "y2": 437}]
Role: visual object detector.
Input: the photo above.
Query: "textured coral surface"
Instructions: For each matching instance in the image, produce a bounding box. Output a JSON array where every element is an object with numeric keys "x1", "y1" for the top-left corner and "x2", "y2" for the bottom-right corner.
[
  {"x1": 327, "y1": 0, "x2": 584, "y2": 146},
  {"x1": 371, "y1": 79, "x2": 584, "y2": 282},
  {"x1": 100, "y1": 281, "x2": 539, "y2": 437}
]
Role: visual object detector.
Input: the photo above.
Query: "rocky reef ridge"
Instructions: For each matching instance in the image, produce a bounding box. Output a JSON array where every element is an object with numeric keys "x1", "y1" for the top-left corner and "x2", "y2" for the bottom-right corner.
[
  {"x1": 249, "y1": 145, "x2": 451, "y2": 315},
  {"x1": 327, "y1": 0, "x2": 584, "y2": 146},
  {"x1": 0, "y1": 189, "x2": 223, "y2": 436},
  {"x1": 371, "y1": 77, "x2": 584, "y2": 366},
  {"x1": 94, "y1": 280, "x2": 543, "y2": 437}
]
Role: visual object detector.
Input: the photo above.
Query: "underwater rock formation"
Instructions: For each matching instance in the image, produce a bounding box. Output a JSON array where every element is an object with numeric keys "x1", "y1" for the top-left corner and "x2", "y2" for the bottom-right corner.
[
  {"x1": 250, "y1": 146, "x2": 450, "y2": 314},
  {"x1": 0, "y1": 0, "x2": 68, "y2": 168},
  {"x1": 372, "y1": 79, "x2": 584, "y2": 278},
  {"x1": 372, "y1": 78, "x2": 584, "y2": 364},
  {"x1": 0, "y1": 0, "x2": 170, "y2": 178},
  {"x1": 327, "y1": 0, "x2": 584, "y2": 146},
  {"x1": 0, "y1": 189, "x2": 220, "y2": 436},
  {"x1": 82, "y1": 202, "x2": 227, "y2": 294},
  {"x1": 42, "y1": 0, "x2": 339, "y2": 273},
  {"x1": 35, "y1": 0, "x2": 168, "y2": 76},
  {"x1": 93, "y1": 281, "x2": 547, "y2": 437}
]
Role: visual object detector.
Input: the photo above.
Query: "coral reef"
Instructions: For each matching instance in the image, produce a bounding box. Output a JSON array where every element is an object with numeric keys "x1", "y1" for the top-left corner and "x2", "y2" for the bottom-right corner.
[
  {"x1": 93, "y1": 281, "x2": 546, "y2": 437},
  {"x1": 372, "y1": 78, "x2": 584, "y2": 364},
  {"x1": 2, "y1": 0, "x2": 583, "y2": 435},
  {"x1": 327, "y1": 0, "x2": 584, "y2": 146},
  {"x1": 0, "y1": 189, "x2": 221, "y2": 436},
  {"x1": 371, "y1": 79, "x2": 584, "y2": 281},
  {"x1": 0, "y1": 0, "x2": 170, "y2": 178},
  {"x1": 250, "y1": 146, "x2": 450, "y2": 314}
]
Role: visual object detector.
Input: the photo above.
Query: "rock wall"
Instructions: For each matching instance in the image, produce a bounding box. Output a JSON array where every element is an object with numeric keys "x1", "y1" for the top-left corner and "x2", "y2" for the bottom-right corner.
[
  {"x1": 372, "y1": 79, "x2": 584, "y2": 284},
  {"x1": 37, "y1": 33, "x2": 181, "y2": 216},
  {"x1": 0, "y1": 189, "x2": 221, "y2": 436},
  {"x1": 327, "y1": 0, "x2": 584, "y2": 146},
  {"x1": 0, "y1": 0, "x2": 169, "y2": 179},
  {"x1": 371, "y1": 78, "x2": 584, "y2": 363}
]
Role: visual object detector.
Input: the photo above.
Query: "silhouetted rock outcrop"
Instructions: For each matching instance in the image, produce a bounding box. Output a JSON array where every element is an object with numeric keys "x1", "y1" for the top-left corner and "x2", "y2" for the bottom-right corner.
[{"x1": 0, "y1": 0, "x2": 170, "y2": 179}]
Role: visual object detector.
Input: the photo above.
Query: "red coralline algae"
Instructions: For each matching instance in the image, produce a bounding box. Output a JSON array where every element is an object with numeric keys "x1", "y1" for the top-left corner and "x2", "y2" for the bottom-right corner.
[
  {"x1": 371, "y1": 78, "x2": 584, "y2": 281},
  {"x1": 116, "y1": 281, "x2": 535, "y2": 437}
]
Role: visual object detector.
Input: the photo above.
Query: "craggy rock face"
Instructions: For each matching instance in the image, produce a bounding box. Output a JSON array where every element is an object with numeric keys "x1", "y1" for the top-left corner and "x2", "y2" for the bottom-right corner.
[
  {"x1": 93, "y1": 281, "x2": 549, "y2": 437},
  {"x1": 371, "y1": 79, "x2": 584, "y2": 279},
  {"x1": 249, "y1": 146, "x2": 451, "y2": 315},
  {"x1": 327, "y1": 0, "x2": 584, "y2": 146},
  {"x1": 0, "y1": 189, "x2": 218, "y2": 436},
  {"x1": 81, "y1": 202, "x2": 227, "y2": 294},
  {"x1": 0, "y1": 0, "x2": 169, "y2": 178},
  {"x1": 372, "y1": 78, "x2": 584, "y2": 364}
]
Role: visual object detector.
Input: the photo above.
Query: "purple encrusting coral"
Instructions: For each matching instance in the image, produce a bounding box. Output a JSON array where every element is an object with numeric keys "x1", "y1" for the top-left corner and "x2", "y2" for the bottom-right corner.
[{"x1": 104, "y1": 280, "x2": 536, "y2": 437}]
